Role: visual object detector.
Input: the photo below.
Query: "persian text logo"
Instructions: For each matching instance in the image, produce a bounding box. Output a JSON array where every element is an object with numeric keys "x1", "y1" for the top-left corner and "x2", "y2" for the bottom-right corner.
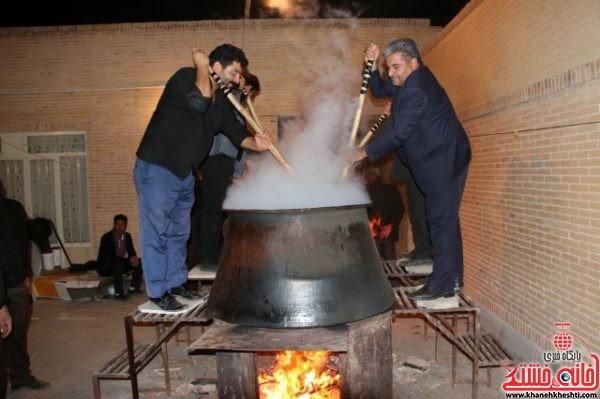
[{"x1": 502, "y1": 322, "x2": 599, "y2": 393}]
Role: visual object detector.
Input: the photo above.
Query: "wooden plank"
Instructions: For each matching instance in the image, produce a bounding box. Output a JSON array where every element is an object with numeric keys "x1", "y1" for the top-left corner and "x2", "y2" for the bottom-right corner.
[
  {"x1": 343, "y1": 311, "x2": 392, "y2": 398},
  {"x1": 97, "y1": 348, "x2": 128, "y2": 374},
  {"x1": 479, "y1": 335, "x2": 498, "y2": 364},
  {"x1": 95, "y1": 344, "x2": 154, "y2": 379},
  {"x1": 486, "y1": 334, "x2": 513, "y2": 363},
  {"x1": 189, "y1": 320, "x2": 348, "y2": 353},
  {"x1": 216, "y1": 352, "x2": 257, "y2": 399}
]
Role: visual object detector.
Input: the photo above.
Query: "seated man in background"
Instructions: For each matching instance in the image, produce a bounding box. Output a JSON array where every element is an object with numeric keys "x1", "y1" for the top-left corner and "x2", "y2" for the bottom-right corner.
[{"x1": 97, "y1": 214, "x2": 143, "y2": 299}]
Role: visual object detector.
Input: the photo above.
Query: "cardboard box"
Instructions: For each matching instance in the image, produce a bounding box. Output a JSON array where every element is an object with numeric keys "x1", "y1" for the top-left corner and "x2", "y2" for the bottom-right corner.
[
  {"x1": 33, "y1": 272, "x2": 113, "y2": 301},
  {"x1": 32, "y1": 273, "x2": 69, "y2": 299},
  {"x1": 54, "y1": 273, "x2": 113, "y2": 301}
]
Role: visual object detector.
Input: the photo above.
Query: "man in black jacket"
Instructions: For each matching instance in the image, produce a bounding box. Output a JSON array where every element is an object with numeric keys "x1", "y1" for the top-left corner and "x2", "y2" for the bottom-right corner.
[
  {"x1": 97, "y1": 214, "x2": 142, "y2": 299},
  {"x1": 0, "y1": 269, "x2": 13, "y2": 397},
  {"x1": 134, "y1": 44, "x2": 270, "y2": 311},
  {"x1": 0, "y1": 180, "x2": 49, "y2": 392}
]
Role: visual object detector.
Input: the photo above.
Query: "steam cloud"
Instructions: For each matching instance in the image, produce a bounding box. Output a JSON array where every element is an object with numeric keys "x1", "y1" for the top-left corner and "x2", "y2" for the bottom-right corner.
[{"x1": 223, "y1": 34, "x2": 370, "y2": 211}]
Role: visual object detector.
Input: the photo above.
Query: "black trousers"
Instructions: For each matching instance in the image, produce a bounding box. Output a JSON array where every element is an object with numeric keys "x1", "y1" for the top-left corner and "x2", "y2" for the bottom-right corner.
[
  {"x1": 407, "y1": 178, "x2": 432, "y2": 260},
  {"x1": 393, "y1": 155, "x2": 431, "y2": 260},
  {"x1": 200, "y1": 155, "x2": 235, "y2": 265},
  {"x1": 424, "y1": 166, "x2": 469, "y2": 292},
  {"x1": 0, "y1": 282, "x2": 34, "y2": 393},
  {"x1": 97, "y1": 259, "x2": 143, "y2": 294}
]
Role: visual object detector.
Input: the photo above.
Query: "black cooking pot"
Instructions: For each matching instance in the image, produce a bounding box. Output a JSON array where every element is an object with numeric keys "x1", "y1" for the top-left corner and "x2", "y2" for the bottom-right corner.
[{"x1": 207, "y1": 204, "x2": 395, "y2": 328}]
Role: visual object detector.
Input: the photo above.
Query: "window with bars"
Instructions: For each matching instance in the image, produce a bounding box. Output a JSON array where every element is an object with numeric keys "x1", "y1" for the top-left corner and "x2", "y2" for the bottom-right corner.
[{"x1": 0, "y1": 132, "x2": 90, "y2": 245}]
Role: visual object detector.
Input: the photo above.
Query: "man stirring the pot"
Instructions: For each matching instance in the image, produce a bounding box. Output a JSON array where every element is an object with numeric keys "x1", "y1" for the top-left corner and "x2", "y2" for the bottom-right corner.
[
  {"x1": 351, "y1": 38, "x2": 471, "y2": 303},
  {"x1": 134, "y1": 44, "x2": 270, "y2": 312}
]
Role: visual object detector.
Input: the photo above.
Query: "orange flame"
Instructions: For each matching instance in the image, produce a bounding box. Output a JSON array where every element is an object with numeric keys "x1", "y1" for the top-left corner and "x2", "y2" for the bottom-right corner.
[
  {"x1": 369, "y1": 216, "x2": 382, "y2": 238},
  {"x1": 258, "y1": 351, "x2": 340, "y2": 399}
]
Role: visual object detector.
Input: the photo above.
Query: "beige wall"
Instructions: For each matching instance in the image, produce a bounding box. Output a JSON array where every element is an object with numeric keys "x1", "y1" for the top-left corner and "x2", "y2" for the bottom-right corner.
[
  {"x1": 0, "y1": 19, "x2": 441, "y2": 261},
  {"x1": 425, "y1": 0, "x2": 600, "y2": 351}
]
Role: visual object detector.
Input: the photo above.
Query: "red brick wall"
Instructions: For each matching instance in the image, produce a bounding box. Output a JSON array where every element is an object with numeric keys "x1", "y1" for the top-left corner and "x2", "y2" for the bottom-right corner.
[{"x1": 425, "y1": 0, "x2": 600, "y2": 350}]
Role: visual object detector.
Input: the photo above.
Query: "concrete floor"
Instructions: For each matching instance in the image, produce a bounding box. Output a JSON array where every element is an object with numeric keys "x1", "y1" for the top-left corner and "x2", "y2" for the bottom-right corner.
[{"x1": 11, "y1": 293, "x2": 508, "y2": 398}]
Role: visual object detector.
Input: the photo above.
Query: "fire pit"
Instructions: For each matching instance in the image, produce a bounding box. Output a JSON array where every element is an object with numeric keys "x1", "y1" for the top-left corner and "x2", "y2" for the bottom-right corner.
[
  {"x1": 192, "y1": 204, "x2": 394, "y2": 397},
  {"x1": 189, "y1": 311, "x2": 393, "y2": 398}
]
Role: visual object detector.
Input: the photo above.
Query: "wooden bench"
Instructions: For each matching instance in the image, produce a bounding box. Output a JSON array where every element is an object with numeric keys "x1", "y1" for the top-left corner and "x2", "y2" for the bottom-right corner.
[
  {"x1": 383, "y1": 260, "x2": 514, "y2": 399},
  {"x1": 91, "y1": 319, "x2": 182, "y2": 399},
  {"x1": 91, "y1": 295, "x2": 211, "y2": 399}
]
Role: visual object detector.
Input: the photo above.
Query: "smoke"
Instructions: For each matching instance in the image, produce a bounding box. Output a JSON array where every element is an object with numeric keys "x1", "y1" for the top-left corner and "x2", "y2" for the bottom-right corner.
[{"x1": 223, "y1": 35, "x2": 370, "y2": 211}]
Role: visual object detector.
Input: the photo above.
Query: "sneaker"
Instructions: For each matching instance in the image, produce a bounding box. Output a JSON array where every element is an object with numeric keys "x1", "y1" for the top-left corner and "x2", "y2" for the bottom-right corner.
[
  {"x1": 401, "y1": 257, "x2": 433, "y2": 267},
  {"x1": 170, "y1": 285, "x2": 202, "y2": 300},
  {"x1": 128, "y1": 286, "x2": 142, "y2": 293},
  {"x1": 12, "y1": 376, "x2": 50, "y2": 390},
  {"x1": 199, "y1": 262, "x2": 218, "y2": 273},
  {"x1": 396, "y1": 252, "x2": 412, "y2": 264},
  {"x1": 150, "y1": 292, "x2": 185, "y2": 311}
]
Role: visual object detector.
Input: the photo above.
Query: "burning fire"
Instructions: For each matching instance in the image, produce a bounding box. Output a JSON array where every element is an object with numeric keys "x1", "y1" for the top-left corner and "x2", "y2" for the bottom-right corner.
[
  {"x1": 258, "y1": 351, "x2": 340, "y2": 398},
  {"x1": 369, "y1": 216, "x2": 382, "y2": 238}
]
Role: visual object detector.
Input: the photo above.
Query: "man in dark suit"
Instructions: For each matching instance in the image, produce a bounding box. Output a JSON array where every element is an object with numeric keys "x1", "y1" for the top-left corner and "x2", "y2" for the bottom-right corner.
[
  {"x1": 352, "y1": 38, "x2": 471, "y2": 301},
  {"x1": 0, "y1": 180, "x2": 50, "y2": 391},
  {"x1": 97, "y1": 214, "x2": 143, "y2": 299}
]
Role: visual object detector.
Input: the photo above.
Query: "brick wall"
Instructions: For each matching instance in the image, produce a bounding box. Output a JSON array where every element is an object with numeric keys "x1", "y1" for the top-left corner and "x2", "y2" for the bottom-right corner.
[
  {"x1": 0, "y1": 19, "x2": 441, "y2": 261},
  {"x1": 425, "y1": 0, "x2": 600, "y2": 351}
]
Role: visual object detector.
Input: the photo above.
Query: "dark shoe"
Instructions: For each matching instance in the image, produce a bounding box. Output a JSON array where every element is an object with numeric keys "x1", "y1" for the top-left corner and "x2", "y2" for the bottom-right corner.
[
  {"x1": 114, "y1": 292, "x2": 128, "y2": 300},
  {"x1": 150, "y1": 292, "x2": 185, "y2": 311},
  {"x1": 170, "y1": 285, "x2": 202, "y2": 300},
  {"x1": 408, "y1": 285, "x2": 455, "y2": 301},
  {"x1": 12, "y1": 376, "x2": 50, "y2": 390},
  {"x1": 128, "y1": 286, "x2": 142, "y2": 293}
]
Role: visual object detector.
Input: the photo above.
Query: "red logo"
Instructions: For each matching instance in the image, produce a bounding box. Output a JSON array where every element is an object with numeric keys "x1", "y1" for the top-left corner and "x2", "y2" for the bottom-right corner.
[
  {"x1": 553, "y1": 322, "x2": 572, "y2": 351},
  {"x1": 502, "y1": 322, "x2": 599, "y2": 393}
]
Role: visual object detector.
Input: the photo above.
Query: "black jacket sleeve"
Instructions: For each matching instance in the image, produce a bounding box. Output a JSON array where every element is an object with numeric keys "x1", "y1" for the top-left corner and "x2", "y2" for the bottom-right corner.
[{"x1": 97, "y1": 232, "x2": 115, "y2": 265}]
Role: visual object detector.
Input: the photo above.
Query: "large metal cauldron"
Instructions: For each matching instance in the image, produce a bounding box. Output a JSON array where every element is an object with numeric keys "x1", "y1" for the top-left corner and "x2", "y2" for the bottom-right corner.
[{"x1": 207, "y1": 204, "x2": 395, "y2": 328}]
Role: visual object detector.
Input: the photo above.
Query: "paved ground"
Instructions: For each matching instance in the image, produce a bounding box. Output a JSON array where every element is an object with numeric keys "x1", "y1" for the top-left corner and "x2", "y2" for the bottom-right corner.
[{"x1": 9, "y1": 292, "x2": 508, "y2": 398}]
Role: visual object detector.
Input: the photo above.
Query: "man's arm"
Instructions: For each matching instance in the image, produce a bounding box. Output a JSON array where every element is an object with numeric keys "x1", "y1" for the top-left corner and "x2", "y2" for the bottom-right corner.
[
  {"x1": 175, "y1": 48, "x2": 211, "y2": 114},
  {"x1": 239, "y1": 133, "x2": 270, "y2": 152},
  {"x1": 191, "y1": 47, "x2": 211, "y2": 98},
  {"x1": 125, "y1": 233, "x2": 140, "y2": 267},
  {"x1": 125, "y1": 233, "x2": 137, "y2": 258},
  {"x1": 211, "y1": 90, "x2": 271, "y2": 153},
  {"x1": 368, "y1": 71, "x2": 395, "y2": 99},
  {"x1": 365, "y1": 87, "x2": 427, "y2": 161},
  {"x1": 364, "y1": 42, "x2": 394, "y2": 98},
  {"x1": 97, "y1": 233, "x2": 114, "y2": 264}
]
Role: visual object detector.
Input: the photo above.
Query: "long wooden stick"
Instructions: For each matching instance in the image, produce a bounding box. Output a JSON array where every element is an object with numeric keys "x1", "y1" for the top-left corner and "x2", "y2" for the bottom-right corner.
[
  {"x1": 245, "y1": 97, "x2": 263, "y2": 131},
  {"x1": 357, "y1": 112, "x2": 389, "y2": 148},
  {"x1": 348, "y1": 58, "x2": 374, "y2": 147},
  {"x1": 208, "y1": 67, "x2": 294, "y2": 175}
]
